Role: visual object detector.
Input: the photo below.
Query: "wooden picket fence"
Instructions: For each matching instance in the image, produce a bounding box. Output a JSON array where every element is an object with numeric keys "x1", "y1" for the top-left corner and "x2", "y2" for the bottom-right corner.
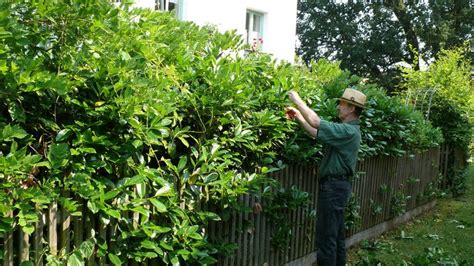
[
  {"x1": 208, "y1": 148, "x2": 442, "y2": 265},
  {"x1": 1, "y1": 146, "x2": 465, "y2": 265}
]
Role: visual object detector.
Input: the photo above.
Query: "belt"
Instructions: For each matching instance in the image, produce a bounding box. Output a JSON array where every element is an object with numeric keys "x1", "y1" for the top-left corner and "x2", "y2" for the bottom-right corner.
[{"x1": 320, "y1": 174, "x2": 350, "y2": 182}]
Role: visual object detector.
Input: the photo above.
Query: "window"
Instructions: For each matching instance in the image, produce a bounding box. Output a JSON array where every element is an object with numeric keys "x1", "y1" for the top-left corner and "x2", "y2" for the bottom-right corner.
[
  {"x1": 245, "y1": 10, "x2": 264, "y2": 48},
  {"x1": 156, "y1": 0, "x2": 177, "y2": 12}
]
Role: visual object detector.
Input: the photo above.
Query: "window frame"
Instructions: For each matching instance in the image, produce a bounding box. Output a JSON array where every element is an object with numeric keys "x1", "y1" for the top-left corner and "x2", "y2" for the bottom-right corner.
[
  {"x1": 245, "y1": 9, "x2": 265, "y2": 47},
  {"x1": 156, "y1": 0, "x2": 181, "y2": 17}
]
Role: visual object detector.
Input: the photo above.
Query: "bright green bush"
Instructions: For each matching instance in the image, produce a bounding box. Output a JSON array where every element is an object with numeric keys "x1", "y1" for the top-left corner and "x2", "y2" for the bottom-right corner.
[
  {"x1": 400, "y1": 45, "x2": 472, "y2": 150},
  {"x1": 400, "y1": 46, "x2": 473, "y2": 195},
  {"x1": 0, "y1": 1, "x2": 442, "y2": 263}
]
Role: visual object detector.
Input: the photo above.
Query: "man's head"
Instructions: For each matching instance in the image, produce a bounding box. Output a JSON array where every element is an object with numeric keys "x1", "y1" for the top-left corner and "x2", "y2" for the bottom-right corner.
[
  {"x1": 337, "y1": 101, "x2": 362, "y2": 122},
  {"x1": 337, "y1": 88, "x2": 366, "y2": 122}
]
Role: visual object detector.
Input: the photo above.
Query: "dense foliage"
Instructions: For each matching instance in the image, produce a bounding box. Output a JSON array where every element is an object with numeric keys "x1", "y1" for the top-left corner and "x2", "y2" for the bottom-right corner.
[
  {"x1": 297, "y1": 0, "x2": 473, "y2": 90},
  {"x1": 0, "y1": 1, "x2": 441, "y2": 263},
  {"x1": 400, "y1": 46, "x2": 473, "y2": 195}
]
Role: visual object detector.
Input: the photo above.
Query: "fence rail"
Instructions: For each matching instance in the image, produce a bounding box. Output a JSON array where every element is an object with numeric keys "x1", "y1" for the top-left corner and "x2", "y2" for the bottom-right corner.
[{"x1": 1, "y1": 146, "x2": 465, "y2": 265}]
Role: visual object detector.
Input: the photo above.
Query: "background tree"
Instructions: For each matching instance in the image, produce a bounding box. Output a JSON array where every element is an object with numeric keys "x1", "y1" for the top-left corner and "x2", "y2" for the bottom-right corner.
[{"x1": 297, "y1": 0, "x2": 473, "y2": 91}]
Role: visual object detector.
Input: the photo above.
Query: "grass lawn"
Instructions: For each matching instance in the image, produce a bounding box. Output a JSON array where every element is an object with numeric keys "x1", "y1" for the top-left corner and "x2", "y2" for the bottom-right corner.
[{"x1": 347, "y1": 163, "x2": 474, "y2": 265}]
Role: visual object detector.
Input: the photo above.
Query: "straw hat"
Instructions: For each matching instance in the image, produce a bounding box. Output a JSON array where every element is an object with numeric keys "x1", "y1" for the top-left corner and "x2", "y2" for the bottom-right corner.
[{"x1": 339, "y1": 88, "x2": 367, "y2": 108}]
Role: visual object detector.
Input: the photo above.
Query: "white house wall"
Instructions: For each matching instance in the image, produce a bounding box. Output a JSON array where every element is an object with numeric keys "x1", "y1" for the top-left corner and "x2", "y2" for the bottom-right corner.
[{"x1": 130, "y1": 0, "x2": 297, "y2": 62}]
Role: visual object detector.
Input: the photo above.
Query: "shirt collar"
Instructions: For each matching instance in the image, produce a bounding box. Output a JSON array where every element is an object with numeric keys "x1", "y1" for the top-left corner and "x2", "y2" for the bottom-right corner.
[{"x1": 346, "y1": 119, "x2": 360, "y2": 126}]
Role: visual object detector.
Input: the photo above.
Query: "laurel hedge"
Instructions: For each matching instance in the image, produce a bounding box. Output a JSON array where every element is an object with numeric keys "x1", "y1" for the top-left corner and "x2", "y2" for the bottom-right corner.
[{"x1": 0, "y1": 1, "x2": 442, "y2": 264}]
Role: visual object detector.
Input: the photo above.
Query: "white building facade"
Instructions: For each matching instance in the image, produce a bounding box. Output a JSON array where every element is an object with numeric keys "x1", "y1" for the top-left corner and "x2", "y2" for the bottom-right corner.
[{"x1": 129, "y1": 0, "x2": 298, "y2": 62}]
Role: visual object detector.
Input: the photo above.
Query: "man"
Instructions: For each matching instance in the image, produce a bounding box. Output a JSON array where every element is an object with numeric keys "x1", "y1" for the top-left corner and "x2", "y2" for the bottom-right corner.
[{"x1": 286, "y1": 88, "x2": 366, "y2": 266}]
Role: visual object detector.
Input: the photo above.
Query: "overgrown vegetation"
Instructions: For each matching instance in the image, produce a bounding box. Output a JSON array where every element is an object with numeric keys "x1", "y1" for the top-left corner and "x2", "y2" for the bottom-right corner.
[
  {"x1": 400, "y1": 46, "x2": 473, "y2": 196},
  {"x1": 0, "y1": 1, "x2": 443, "y2": 264}
]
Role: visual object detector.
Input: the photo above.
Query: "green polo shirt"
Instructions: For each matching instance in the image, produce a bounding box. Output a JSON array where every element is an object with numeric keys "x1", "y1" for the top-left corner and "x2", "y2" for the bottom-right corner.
[{"x1": 317, "y1": 119, "x2": 361, "y2": 179}]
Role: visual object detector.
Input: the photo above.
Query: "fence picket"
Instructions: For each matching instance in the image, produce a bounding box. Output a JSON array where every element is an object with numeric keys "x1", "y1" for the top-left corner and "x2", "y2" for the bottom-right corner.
[
  {"x1": 61, "y1": 202, "x2": 71, "y2": 256},
  {"x1": 19, "y1": 230, "x2": 29, "y2": 262},
  {"x1": 242, "y1": 194, "x2": 249, "y2": 265},
  {"x1": 34, "y1": 212, "x2": 45, "y2": 266},
  {"x1": 3, "y1": 211, "x2": 13, "y2": 266},
  {"x1": 85, "y1": 212, "x2": 94, "y2": 266},
  {"x1": 73, "y1": 201, "x2": 84, "y2": 249},
  {"x1": 99, "y1": 222, "x2": 107, "y2": 265},
  {"x1": 48, "y1": 202, "x2": 58, "y2": 256}
]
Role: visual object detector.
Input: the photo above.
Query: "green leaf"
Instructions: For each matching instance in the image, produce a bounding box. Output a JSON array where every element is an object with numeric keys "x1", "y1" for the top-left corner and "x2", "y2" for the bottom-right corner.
[
  {"x1": 200, "y1": 256, "x2": 218, "y2": 264},
  {"x1": 203, "y1": 173, "x2": 218, "y2": 184},
  {"x1": 120, "y1": 51, "x2": 131, "y2": 61},
  {"x1": 8, "y1": 101, "x2": 26, "y2": 123},
  {"x1": 56, "y1": 129, "x2": 73, "y2": 142},
  {"x1": 141, "y1": 240, "x2": 163, "y2": 255},
  {"x1": 198, "y1": 211, "x2": 221, "y2": 221},
  {"x1": 177, "y1": 249, "x2": 190, "y2": 256},
  {"x1": 128, "y1": 117, "x2": 141, "y2": 128},
  {"x1": 171, "y1": 256, "x2": 179, "y2": 266},
  {"x1": 104, "y1": 190, "x2": 121, "y2": 201},
  {"x1": 87, "y1": 201, "x2": 99, "y2": 214},
  {"x1": 2, "y1": 124, "x2": 28, "y2": 141},
  {"x1": 67, "y1": 253, "x2": 83, "y2": 266},
  {"x1": 46, "y1": 254, "x2": 63, "y2": 266},
  {"x1": 22, "y1": 225, "x2": 35, "y2": 234},
  {"x1": 47, "y1": 143, "x2": 70, "y2": 169},
  {"x1": 177, "y1": 156, "x2": 187, "y2": 172},
  {"x1": 47, "y1": 76, "x2": 69, "y2": 95},
  {"x1": 158, "y1": 118, "x2": 172, "y2": 127},
  {"x1": 77, "y1": 147, "x2": 96, "y2": 154},
  {"x1": 143, "y1": 224, "x2": 171, "y2": 235},
  {"x1": 105, "y1": 209, "x2": 121, "y2": 219},
  {"x1": 120, "y1": 175, "x2": 146, "y2": 188},
  {"x1": 160, "y1": 241, "x2": 174, "y2": 251},
  {"x1": 178, "y1": 136, "x2": 189, "y2": 147},
  {"x1": 97, "y1": 238, "x2": 108, "y2": 256},
  {"x1": 79, "y1": 240, "x2": 94, "y2": 258},
  {"x1": 108, "y1": 254, "x2": 122, "y2": 265},
  {"x1": 155, "y1": 184, "x2": 173, "y2": 197},
  {"x1": 132, "y1": 206, "x2": 150, "y2": 217},
  {"x1": 136, "y1": 182, "x2": 146, "y2": 198},
  {"x1": 149, "y1": 198, "x2": 167, "y2": 213}
]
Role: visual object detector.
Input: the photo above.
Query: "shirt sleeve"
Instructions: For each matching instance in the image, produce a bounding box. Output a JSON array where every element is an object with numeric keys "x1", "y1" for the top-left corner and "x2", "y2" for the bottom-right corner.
[{"x1": 317, "y1": 120, "x2": 357, "y2": 148}]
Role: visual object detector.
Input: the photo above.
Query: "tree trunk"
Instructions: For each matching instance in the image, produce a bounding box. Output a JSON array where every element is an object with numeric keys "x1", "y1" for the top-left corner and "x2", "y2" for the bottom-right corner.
[{"x1": 387, "y1": 2, "x2": 420, "y2": 70}]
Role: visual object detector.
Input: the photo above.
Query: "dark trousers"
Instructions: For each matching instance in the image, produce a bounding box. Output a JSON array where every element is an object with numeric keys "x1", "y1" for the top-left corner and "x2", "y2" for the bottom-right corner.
[{"x1": 316, "y1": 179, "x2": 352, "y2": 266}]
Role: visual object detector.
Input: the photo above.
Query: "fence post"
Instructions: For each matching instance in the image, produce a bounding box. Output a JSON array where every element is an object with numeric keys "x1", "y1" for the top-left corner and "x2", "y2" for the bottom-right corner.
[
  {"x1": 34, "y1": 212, "x2": 45, "y2": 265},
  {"x1": 61, "y1": 193, "x2": 71, "y2": 256}
]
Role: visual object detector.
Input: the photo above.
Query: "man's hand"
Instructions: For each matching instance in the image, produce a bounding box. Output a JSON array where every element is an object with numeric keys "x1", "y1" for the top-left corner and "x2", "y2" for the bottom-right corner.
[
  {"x1": 286, "y1": 90, "x2": 321, "y2": 136},
  {"x1": 288, "y1": 90, "x2": 303, "y2": 105},
  {"x1": 285, "y1": 107, "x2": 301, "y2": 120}
]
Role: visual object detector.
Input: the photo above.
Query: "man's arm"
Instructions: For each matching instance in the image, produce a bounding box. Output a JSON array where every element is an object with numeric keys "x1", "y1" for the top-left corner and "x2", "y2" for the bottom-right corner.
[{"x1": 288, "y1": 91, "x2": 321, "y2": 129}]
